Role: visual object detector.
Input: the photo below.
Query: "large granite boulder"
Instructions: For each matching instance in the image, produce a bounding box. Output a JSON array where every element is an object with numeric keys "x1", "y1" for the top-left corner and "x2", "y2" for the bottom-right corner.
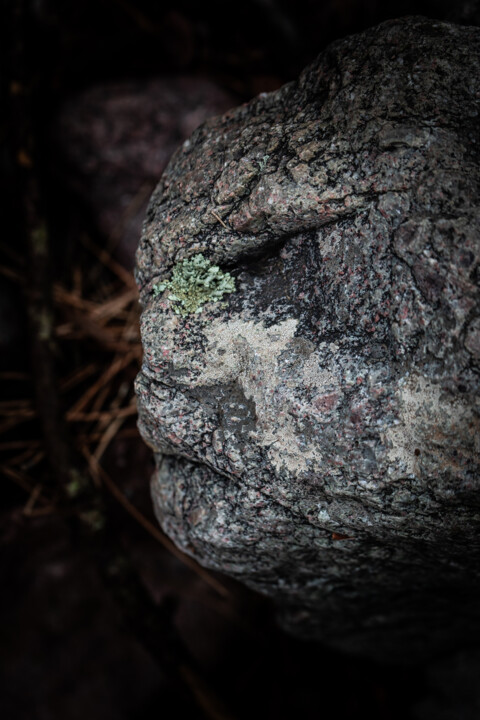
[{"x1": 135, "y1": 17, "x2": 480, "y2": 661}]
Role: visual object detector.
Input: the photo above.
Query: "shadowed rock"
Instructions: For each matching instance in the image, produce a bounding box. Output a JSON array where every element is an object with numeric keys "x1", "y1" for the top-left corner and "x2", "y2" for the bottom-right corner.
[
  {"x1": 56, "y1": 77, "x2": 236, "y2": 267},
  {"x1": 135, "y1": 17, "x2": 480, "y2": 661}
]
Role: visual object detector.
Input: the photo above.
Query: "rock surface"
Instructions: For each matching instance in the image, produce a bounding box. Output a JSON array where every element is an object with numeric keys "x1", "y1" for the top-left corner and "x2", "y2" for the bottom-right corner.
[{"x1": 135, "y1": 17, "x2": 480, "y2": 661}]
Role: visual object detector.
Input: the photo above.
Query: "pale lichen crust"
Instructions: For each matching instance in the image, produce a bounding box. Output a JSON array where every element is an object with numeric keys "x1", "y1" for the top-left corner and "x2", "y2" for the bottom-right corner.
[{"x1": 153, "y1": 253, "x2": 236, "y2": 316}]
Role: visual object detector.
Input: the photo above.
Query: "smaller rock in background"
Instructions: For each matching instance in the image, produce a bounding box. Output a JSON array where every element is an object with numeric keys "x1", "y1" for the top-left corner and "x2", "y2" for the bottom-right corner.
[
  {"x1": 414, "y1": 648, "x2": 480, "y2": 720},
  {"x1": 56, "y1": 77, "x2": 237, "y2": 267},
  {"x1": 448, "y1": 0, "x2": 480, "y2": 25}
]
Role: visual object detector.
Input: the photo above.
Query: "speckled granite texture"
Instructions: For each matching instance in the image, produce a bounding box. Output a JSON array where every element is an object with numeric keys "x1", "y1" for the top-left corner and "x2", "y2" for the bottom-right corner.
[{"x1": 135, "y1": 17, "x2": 480, "y2": 661}]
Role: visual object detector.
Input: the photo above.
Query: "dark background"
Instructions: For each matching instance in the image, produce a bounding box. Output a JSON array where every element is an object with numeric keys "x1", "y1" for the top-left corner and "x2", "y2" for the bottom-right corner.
[{"x1": 1, "y1": 2, "x2": 478, "y2": 719}]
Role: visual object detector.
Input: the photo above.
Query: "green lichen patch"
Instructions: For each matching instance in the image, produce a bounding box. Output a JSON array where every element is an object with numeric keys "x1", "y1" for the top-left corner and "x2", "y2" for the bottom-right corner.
[{"x1": 153, "y1": 253, "x2": 236, "y2": 316}]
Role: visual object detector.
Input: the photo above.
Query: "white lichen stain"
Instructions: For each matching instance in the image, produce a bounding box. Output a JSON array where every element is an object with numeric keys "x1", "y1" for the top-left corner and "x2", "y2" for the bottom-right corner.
[
  {"x1": 187, "y1": 316, "x2": 334, "y2": 477},
  {"x1": 303, "y1": 347, "x2": 338, "y2": 390},
  {"x1": 383, "y1": 373, "x2": 478, "y2": 479}
]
